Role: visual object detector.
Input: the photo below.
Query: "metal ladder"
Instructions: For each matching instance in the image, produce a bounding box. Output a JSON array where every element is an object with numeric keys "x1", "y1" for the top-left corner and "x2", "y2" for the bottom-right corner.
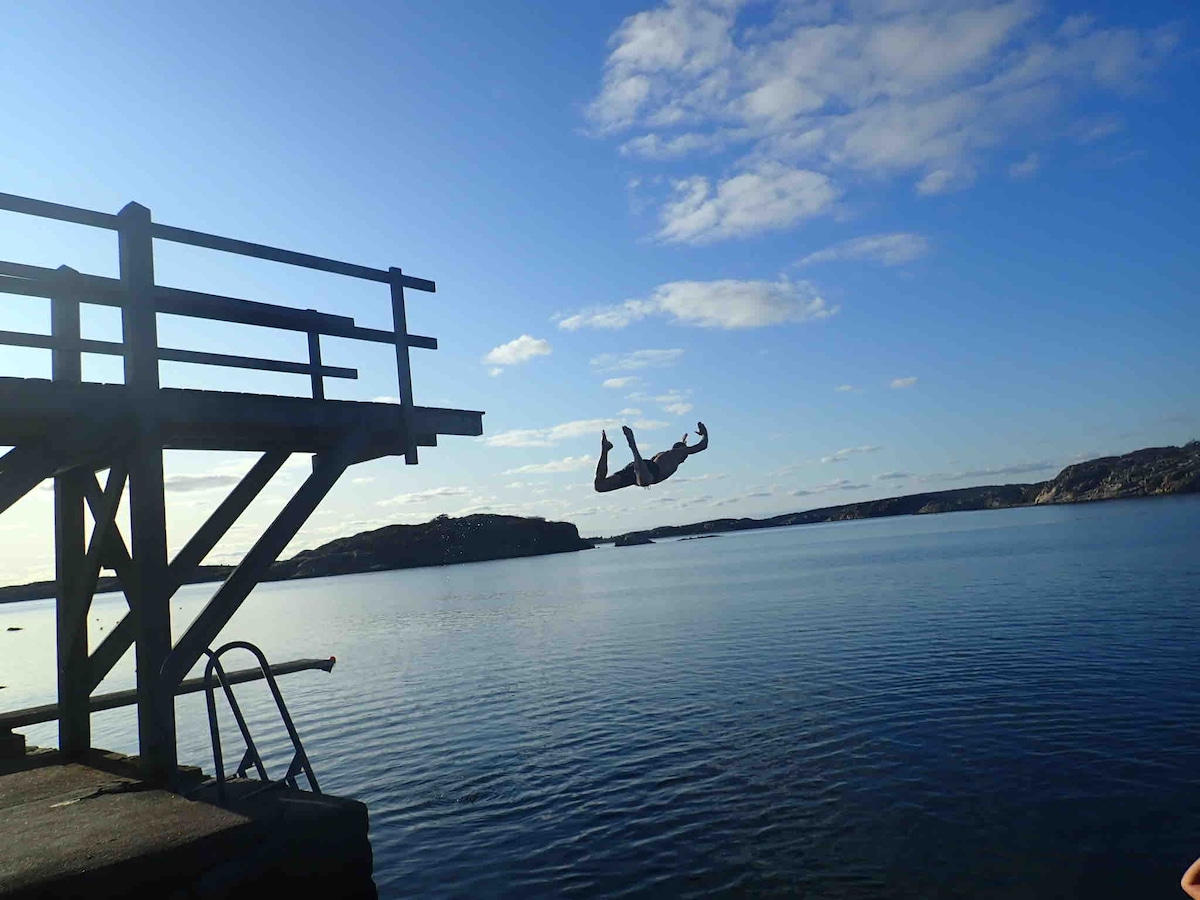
[{"x1": 202, "y1": 640, "x2": 321, "y2": 802}]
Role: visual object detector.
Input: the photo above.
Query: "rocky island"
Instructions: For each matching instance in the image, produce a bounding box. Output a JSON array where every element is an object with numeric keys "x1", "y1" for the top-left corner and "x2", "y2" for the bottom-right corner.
[
  {"x1": 599, "y1": 442, "x2": 1199, "y2": 544},
  {"x1": 2, "y1": 443, "x2": 1195, "y2": 603},
  {"x1": 0, "y1": 514, "x2": 593, "y2": 604}
]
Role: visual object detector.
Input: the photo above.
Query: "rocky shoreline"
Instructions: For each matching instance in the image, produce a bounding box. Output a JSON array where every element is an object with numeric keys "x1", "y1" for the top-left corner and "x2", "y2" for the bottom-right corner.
[
  {"x1": 596, "y1": 441, "x2": 1199, "y2": 544},
  {"x1": 2, "y1": 443, "x2": 1195, "y2": 603},
  {"x1": 0, "y1": 514, "x2": 592, "y2": 604}
]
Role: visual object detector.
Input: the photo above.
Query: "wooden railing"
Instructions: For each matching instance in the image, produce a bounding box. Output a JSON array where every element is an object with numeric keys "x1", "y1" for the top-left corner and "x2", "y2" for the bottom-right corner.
[{"x1": 0, "y1": 191, "x2": 438, "y2": 462}]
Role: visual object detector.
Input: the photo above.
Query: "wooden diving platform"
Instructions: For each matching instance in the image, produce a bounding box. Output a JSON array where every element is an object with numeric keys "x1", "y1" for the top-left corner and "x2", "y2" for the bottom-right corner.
[
  {"x1": 0, "y1": 189, "x2": 485, "y2": 795},
  {"x1": 0, "y1": 378, "x2": 481, "y2": 458}
]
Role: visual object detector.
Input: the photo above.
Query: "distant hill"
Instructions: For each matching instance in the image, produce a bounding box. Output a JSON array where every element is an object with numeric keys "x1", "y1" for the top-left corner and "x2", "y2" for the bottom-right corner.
[
  {"x1": 596, "y1": 441, "x2": 1199, "y2": 544},
  {"x1": 0, "y1": 514, "x2": 593, "y2": 604},
  {"x1": 3, "y1": 444, "x2": 1195, "y2": 603}
]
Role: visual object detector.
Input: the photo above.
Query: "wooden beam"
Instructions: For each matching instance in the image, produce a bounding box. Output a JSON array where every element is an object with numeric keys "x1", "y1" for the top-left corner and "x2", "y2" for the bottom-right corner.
[
  {"x1": 0, "y1": 191, "x2": 118, "y2": 230},
  {"x1": 159, "y1": 346, "x2": 357, "y2": 380},
  {"x1": 162, "y1": 427, "x2": 368, "y2": 690},
  {"x1": 156, "y1": 285, "x2": 355, "y2": 332},
  {"x1": 151, "y1": 222, "x2": 436, "y2": 292},
  {"x1": 0, "y1": 331, "x2": 358, "y2": 380},
  {"x1": 166, "y1": 450, "x2": 289, "y2": 594},
  {"x1": 86, "y1": 613, "x2": 135, "y2": 695},
  {"x1": 389, "y1": 268, "x2": 417, "y2": 465},
  {"x1": 119, "y1": 201, "x2": 177, "y2": 781},
  {"x1": 0, "y1": 442, "x2": 57, "y2": 517},
  {"x1": 2, "y1": 657, "x2": 336, "y2": 731}
]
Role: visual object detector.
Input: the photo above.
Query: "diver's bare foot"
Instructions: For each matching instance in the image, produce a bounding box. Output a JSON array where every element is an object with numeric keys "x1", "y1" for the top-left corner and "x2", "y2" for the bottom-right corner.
[
  {"x1": 622, "y1": 425, "x2": 635, "y2": 447},
  {"x1": 601, "y1": 430, "x2": 613, "y2": 452}
]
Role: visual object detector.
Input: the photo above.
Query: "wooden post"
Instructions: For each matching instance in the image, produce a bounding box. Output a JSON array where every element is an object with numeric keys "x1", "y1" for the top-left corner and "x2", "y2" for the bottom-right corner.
[
  {"x1": 388, "y1": 268, "x2": 417, "y2": 465},
  {"x1": 51, "y1": 266, "x2": 89, "y2": 757},
  {"x1": 118, "y1": 201, "x2": 177, "y2": 781},
  {"x1": 307, "y1": 330, "x2": 325, "y2": 401}
]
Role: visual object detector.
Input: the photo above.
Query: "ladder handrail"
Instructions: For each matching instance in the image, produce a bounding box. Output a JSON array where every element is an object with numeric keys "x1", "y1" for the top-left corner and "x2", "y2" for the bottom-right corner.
[{"x1": 202, "y1": 640, "x2": 324, "y2": 802}]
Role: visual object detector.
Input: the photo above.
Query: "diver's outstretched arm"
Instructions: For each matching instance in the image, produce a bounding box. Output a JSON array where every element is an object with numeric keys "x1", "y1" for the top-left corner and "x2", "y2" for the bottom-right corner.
[{"x1": 686, "y1": 421, "x2": 709, "y2": 455}]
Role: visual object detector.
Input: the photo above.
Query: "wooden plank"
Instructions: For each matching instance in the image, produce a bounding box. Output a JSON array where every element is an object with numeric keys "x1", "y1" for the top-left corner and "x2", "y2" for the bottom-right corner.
[
  {"x1": 156, "y1": 285, "x2": 354, "y2": 333},
  {"x1": 53, "y1": 467, "x2": 89, "y2": 758},
  {"x1": 1, "y1": 658, "x2": 336, "y2": 731},
  {"x1": 0, "y1": 190, "x2": 118, "y2": 230},
  {"x1": 166, "y1": 450, "x2": 288, "y2": 595},
  {"x1": 327, "y1": 322, "x2": 438, "y2": 350},
  {"x1": 151, "y1": 223, "x2": 436, "y2": 292},
  {"x1": 81, "y1": 460, "x2": 142, "y2": 695},
  {"x1": 161, "y1": 427, "x2": 368, "y2": 690},
  {"x1": 0, "y1": 443, "x2": 57, "y2": 517},
  {"x1": 0, "y1": 332, "x2": 358, "y2": 380},
  {"x1": 307, "y1": 332, "x2": 324, "y2": 401},
  {"x1": 160, "y1": 347, "x2": 357, "y2": 380},
  {"x1": 86, "y1": 612, "x2": 135, "y2": 695},
  {"x1": 389, "y1": 268, "x2": 417, "y2": 465},
  {"x1": 118, "y1": 201, "x2": 177, "y2": 780}
]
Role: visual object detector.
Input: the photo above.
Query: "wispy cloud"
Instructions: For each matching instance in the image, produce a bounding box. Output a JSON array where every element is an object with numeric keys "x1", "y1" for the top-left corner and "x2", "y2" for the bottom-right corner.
[
  {"x1": 658, "y1": 163, "x2": 839, "y2": 243},
  {"x1": 834, "y1": 384, "x2": 858, "y2": 393},
  {"x1": 588, "y1": 0, "x2": 1177, "y2": 237},
  {"x1": 875, "y1": 471, "x2": 910, "y2": 481},
  {"x1": 503, "y1": 456, "x2": 595, "y2": 475},
  {"x1": 482, "y1": 335, "x2": 552, "y2": 373},
  {"x1": 1008, "y1": 152, "x2": 1041, "y2": 179},
  {"x1": 602, "y1": 376, "x2": 641, "y2": 389},
  {"x1": 654, "y1": 389, "x2": 694, "y2": 416},
  {"x1": 486, "y1": 417, "x2": 667, "y2": 448},
  {"x1": 591, "y1": 348, "x2": 684, "y2": 371},
  {"x1": 890, "y1": 376, "x2": 919, "y2": 389},
  {"x1": 821, "y1": 445, "x2": 883, "y2": 464},
  {"x1": 164, "y1": 473, "x2": 241, "y2": 493},
  {"x1": 377, "y1": 486, "x2": 476, "y2": 507},
  {"x1": 800, "y1": 233, "x2": 930, "y2": 267},
  {"x1": 791, "y1": 478, "x2": 871, "y2": 496},
  {"x1": 561, "y1": 278, "x2": 836, "y2": 330}
]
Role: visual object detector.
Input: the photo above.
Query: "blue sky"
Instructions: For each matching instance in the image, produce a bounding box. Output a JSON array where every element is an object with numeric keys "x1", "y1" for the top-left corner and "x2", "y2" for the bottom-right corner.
[{"x1": 0, "y1": 0, "x2": 1196, "y2": 581}]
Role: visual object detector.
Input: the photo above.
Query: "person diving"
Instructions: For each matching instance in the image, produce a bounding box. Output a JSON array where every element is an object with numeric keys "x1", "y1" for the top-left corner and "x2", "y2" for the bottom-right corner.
[{"x1": 593, "y1": 421, "x2": 708, "y2": 492}]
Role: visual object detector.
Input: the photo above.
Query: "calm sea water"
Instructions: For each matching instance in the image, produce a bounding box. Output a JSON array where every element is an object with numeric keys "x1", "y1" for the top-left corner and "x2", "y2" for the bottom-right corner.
[{"x1": 3, "y1": 496, "x2": 1200, "y2": 897}]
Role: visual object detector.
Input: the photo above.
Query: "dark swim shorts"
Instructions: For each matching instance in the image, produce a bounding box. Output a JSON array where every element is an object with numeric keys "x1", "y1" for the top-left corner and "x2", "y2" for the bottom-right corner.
[{"x1": 617, "y1": 458, "x2": 661, "y2": 484}]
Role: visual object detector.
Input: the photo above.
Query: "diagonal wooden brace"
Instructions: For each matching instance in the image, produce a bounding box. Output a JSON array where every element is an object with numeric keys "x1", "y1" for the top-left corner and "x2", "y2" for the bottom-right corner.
[
  {"x1": 58, "y1": 465, "x2": 128, "y2": 665},
  {"x1": 81, "y1": 450, "x2": 289, "y2": 693},
  {"x1": 161, "y1": 427, "x2": 368, "y2": 690}
]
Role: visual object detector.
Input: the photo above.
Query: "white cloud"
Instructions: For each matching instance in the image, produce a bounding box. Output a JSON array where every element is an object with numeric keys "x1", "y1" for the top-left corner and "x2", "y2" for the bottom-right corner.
[
  {"x1": 916, "y1": 167, "x2": 972, "y2": 196},
  {"x1": 503, "y1": 456, "x2": 595, "y2": 475},
  {"x1": 485, "y1": 416, "x2": 667, "y2": 448},
  {"x1": 834, "y1": 384, "x2": 858, "y2": 393},
  {"x1": 1008, "y1": 152, "x2": 1040, "y2": 179},
  {"x1": 589, "y1": 1, "x2": 1176, "y2": 225},
  {"x1": 800, "y1": 233, "x2": 930, "y2": 267},
  {"x1": 654, "y1": 389, "x2": 694, "y2": 416},
  {"x1": 482, "y1": 335, "x2": 552, "y2": 370},
  {"x1": 890, "y1": 376, "x2": 918, "y2": 389},
  {"x1": 563, "y1": 278, "x2": 836, "y2": 331},
  {"x1": 658, "y1": 163, "x2": 839, "y2": 243},
  {"x1": 602, "y1": 376, "x2": 641, "y2": 389},
  {"x1": 821, "y1": 445, "x2": 883, "y2": 464},
  {"x1": 875, "y1": 471, "x2": 910, "y2": 480},
  {"x1": 164, "y1": 474, "x2": 240, "y2": 493},
  {"x1": 618, "y1": 407, "x2": 643, "y2": 416},
  {"x1": 591, "y1": 348, "x2": 684, "y2": 371},
  {"x1": 377, "y1": 486, "x2": 476, "y2": 507}
]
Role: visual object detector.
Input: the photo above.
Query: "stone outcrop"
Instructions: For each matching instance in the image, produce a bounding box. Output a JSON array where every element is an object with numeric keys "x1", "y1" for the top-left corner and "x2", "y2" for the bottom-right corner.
[
  {"x1": 268, "y1": 513, "x2": 593, "y2": 580},
  {"x1": 1032, "y1": 442, "x2": 1200, "y2": 504},
  {"x1": 603, "y1": 442, "x2": 1198, "y2": 544}
]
